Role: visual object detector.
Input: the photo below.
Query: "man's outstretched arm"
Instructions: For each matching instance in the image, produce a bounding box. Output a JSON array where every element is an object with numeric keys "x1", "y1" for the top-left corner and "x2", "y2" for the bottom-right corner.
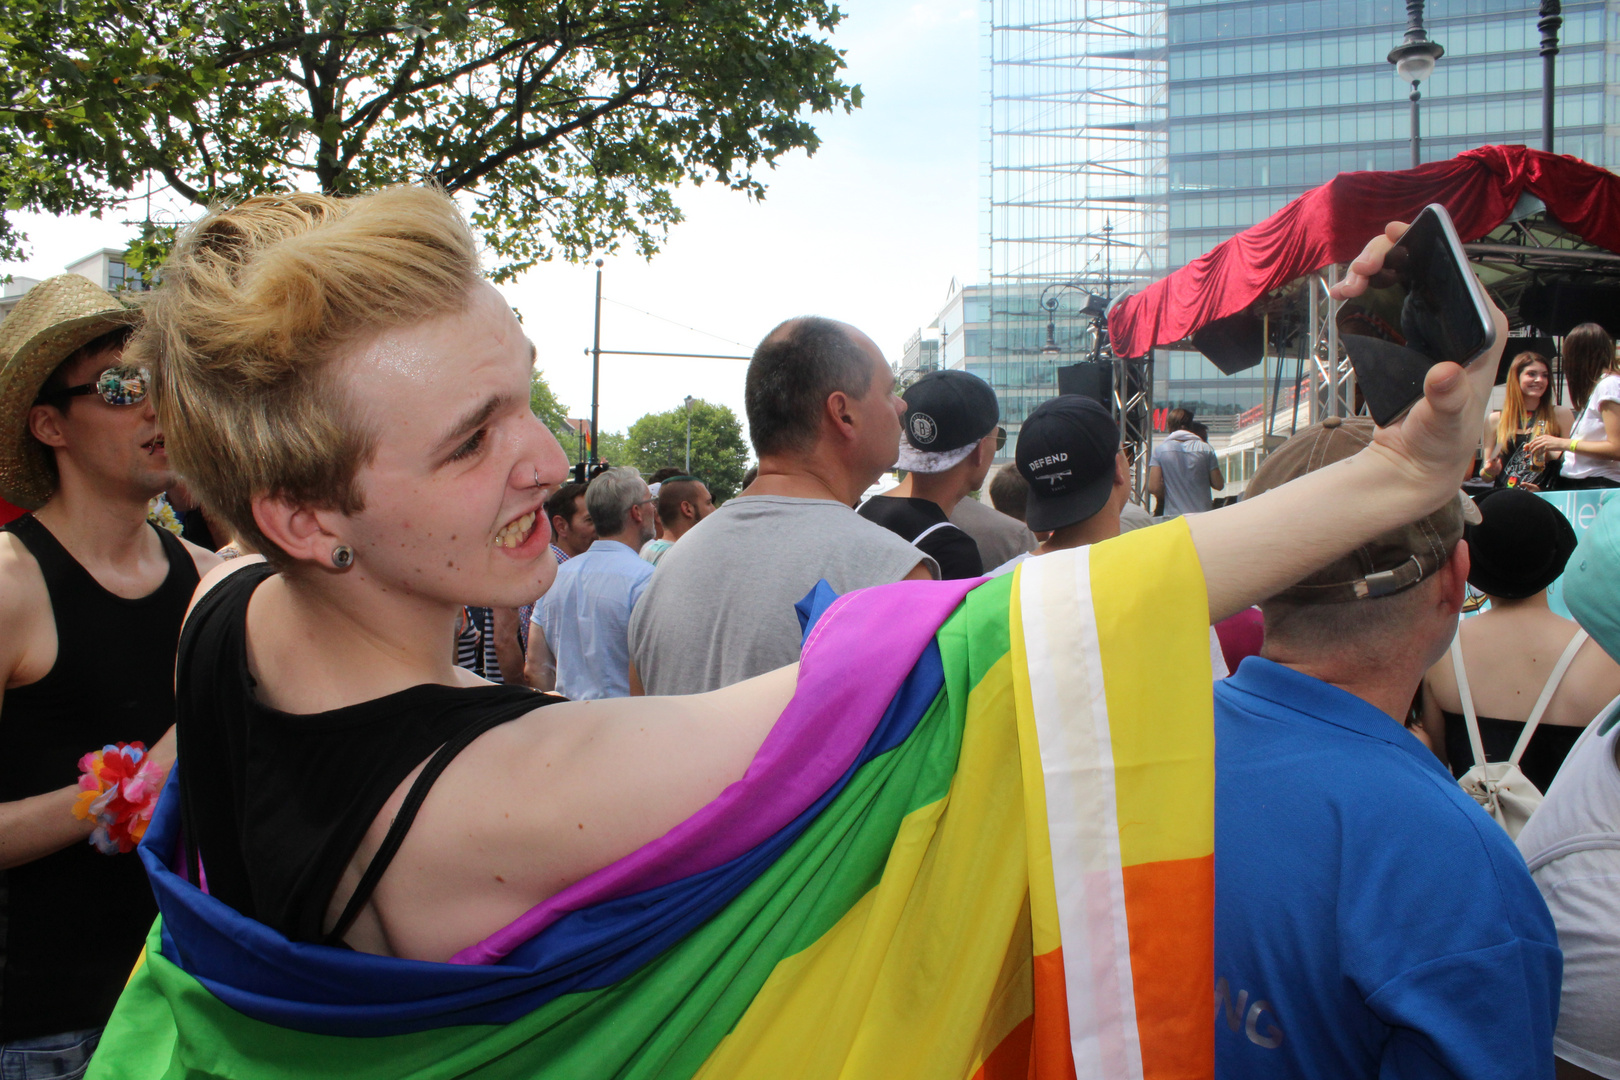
[{"x1": 1186, "y1": 222, "x2": 1505, "y2": 624}]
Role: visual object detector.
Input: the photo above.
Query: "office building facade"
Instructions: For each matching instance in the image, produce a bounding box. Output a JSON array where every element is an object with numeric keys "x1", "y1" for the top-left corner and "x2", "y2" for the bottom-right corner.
[{"x1": 984, "y1": 0, "x2": 1619, "y2": 440}]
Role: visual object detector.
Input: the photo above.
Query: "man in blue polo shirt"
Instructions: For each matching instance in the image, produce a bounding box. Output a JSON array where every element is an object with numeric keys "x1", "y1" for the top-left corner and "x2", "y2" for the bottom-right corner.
[{"x1": 1215, "y1": 417, "x2": 1561, "y2": 1080}]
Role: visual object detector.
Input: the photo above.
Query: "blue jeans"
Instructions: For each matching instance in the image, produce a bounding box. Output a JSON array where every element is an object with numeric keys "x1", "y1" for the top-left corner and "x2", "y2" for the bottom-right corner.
[{"x1": 0, "y1": 1029, "x2": 101, "y2": 1080}]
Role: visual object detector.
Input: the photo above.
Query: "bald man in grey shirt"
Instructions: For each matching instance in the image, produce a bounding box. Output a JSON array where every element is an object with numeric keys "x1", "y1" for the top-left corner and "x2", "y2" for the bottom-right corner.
[
  {"x1": 629, "y1": 495, "x2": 934, "y2": 696},
  {"x1": 629, "y1": 316, "x2": 934, "y2": 696}
]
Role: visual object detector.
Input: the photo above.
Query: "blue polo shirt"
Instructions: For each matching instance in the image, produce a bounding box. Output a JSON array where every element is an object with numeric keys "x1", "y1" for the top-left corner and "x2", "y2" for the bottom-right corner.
[
  {"x1": 1215, "y1": 657, "x2": 1561, "y2": 1080},
  {"x1": 532, "y1": 539, "x2": 653, "y2": 700}
]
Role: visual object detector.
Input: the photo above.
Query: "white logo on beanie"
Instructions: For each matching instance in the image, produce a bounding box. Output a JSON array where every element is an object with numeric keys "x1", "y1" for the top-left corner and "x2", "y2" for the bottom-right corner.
[{"x1": 909, "y1": 413, "x2": 937, "y2": 446}]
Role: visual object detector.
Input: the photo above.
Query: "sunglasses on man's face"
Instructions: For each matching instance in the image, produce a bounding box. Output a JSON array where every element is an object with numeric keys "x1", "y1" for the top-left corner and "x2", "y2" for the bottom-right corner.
[
  {"x1": 994, "y1": 426, "x2": 1008, "y2": 451},
  {"x1": 37, "y1": 365, "x2": 150, "y2": 407}
]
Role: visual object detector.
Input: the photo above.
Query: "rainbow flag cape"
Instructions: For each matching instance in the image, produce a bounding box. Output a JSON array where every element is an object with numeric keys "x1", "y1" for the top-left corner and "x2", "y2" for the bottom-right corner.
[{"x1": 91, "y1": 521, "x2": 1214, "y2": 1079}]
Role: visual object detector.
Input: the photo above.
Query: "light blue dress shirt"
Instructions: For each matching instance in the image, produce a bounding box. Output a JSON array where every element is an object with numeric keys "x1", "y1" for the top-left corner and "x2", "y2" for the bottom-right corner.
[{"x1": 532, "y1": 539, "x2": 654, "y2": 700}]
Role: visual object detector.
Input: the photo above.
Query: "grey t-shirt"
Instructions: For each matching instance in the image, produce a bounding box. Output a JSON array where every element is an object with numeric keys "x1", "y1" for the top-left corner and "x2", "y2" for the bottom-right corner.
[
  {"x1": 1150, "y1": 430, "x2": 1220, "y2": 517},
  {"x1": 949, "y1": 495, "x2": 1036, "y2": 570},
  {"x1": 629, "y1": 495, "x2": 936, "y2": 696}
]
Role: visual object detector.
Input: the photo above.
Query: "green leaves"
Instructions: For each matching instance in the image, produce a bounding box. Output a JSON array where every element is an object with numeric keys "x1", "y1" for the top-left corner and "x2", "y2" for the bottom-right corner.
[
  {"x1": 626, "y1": 399, "x2": 749, "y2": 503},
  {"x1": 528, "y1": 367, "x2": 575, "y2": 447},
  {"x1": 1, "y1": 0, "x2": 860, "y2": 277}
]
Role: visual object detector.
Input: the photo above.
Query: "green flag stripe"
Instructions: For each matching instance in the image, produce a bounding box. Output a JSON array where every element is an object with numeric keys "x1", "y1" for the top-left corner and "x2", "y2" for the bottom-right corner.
[{"x1": 96, "y1": 583, "x2": 1017, "y2": 1080}]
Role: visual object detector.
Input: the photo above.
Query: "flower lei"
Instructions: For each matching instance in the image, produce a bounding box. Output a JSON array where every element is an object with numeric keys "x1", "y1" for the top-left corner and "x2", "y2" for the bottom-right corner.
[
  {"x1": 146, "y1": 494, "x2": 183, "y2": 537},
  {"x1": 73, "y1": 743, "x2": 167, "y2": 854}
]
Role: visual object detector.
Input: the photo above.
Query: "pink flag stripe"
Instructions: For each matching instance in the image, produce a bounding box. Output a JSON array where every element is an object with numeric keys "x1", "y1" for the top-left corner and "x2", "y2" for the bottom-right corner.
[{"x1": 452, "y1": 576, "x2": 984, "y2": 965}]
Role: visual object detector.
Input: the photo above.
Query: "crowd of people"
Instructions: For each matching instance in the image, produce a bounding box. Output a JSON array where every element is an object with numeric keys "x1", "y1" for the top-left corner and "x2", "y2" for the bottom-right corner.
[{"x1": 0, "y1": 187, "x2": 1616, "y2": 1080}]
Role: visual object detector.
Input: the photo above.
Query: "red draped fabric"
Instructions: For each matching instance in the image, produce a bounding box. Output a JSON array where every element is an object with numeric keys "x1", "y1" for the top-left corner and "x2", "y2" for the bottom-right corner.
[
  {"x1": 0, "y1": 497, "x2": 23, "y2": 527},
  {"x1": 1109, "y1": 145, "x2": 1620, "y2": 359}
]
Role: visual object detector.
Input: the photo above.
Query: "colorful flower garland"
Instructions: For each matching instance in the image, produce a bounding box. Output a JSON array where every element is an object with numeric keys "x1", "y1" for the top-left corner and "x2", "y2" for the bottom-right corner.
[{"x1": 73, "y1": 743, "x2": 167, "y2": 854}]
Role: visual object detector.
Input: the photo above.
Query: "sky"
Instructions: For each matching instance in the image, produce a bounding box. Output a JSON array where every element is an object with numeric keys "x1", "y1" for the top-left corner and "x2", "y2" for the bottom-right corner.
[{"x1": 0, "y1": 0, "x2": 983, "y2": 452}]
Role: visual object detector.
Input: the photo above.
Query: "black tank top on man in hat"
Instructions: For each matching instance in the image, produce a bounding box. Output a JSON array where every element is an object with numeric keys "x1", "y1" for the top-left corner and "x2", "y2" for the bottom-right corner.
[
  {"x1": 0, "y1": 513, "x2": 198, "y2": 1041},
  {"x1": 175, "y1": 563, "x2": 562, "y2": 945}
]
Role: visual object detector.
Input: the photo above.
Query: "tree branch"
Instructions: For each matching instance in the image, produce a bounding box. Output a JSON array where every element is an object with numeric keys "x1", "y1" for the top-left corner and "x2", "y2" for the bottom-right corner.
[
  {"x1": 437, "y1": 69, "x2": 660, "y2": 190},
  {"x1": 338, "y1": 35, "x2": 426, "y2": 168}
]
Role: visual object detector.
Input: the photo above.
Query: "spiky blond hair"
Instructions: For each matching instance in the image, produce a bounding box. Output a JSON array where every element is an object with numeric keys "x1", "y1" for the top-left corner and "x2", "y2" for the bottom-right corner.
[{"x1": 132, "y1": 187, "x2": 483, "y2": 564}]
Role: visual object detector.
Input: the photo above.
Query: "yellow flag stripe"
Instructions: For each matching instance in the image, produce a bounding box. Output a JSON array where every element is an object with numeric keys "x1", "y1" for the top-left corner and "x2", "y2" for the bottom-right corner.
[
  {"x1": 696, "y1": 656, "x2": 1031, "y2": 1080},
  {"x1": 1090, "y1": 521, "x2": 1214, "y2": 867}
]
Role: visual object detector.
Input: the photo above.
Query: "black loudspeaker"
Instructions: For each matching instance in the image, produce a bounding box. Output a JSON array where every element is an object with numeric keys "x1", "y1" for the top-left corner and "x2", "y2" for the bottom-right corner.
[
  {"x1": 1191, "y1": 311, "x2": 1265, "y2": 375},
  {"x1": 1496, "y1": 336, "x2": 1557, "y2": 385},
  {"x1": 1058, "y1": 361, "x2": 1112, "y2": 404},
  {"x1": 1520, "y1": 281, "x2": 1620, "y2": 337}
]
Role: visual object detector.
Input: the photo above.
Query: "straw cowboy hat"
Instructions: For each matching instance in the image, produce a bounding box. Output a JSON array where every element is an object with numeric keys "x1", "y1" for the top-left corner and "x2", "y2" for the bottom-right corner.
[{"x1": 0, "y1": 274, "x2": 142, "y2": 509}]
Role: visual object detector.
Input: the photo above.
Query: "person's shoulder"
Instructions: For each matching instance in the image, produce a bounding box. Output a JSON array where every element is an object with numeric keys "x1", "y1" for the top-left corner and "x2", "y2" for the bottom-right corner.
[
  {"x1": 951, "y1": 494, "x2": 1024, "y2": 532},
  {"x1": 180, "y1": 536, "x2": 224, "y2": 577},
  {"x1": 0, "y1": 527, "x2": 42, "y2": 590},
  {"x1": 1596, "y1": 372, "x2": 1620, "y2": 400},
  {"x1": 0, "y1": 530, "x2": 49, "y2": 666}
]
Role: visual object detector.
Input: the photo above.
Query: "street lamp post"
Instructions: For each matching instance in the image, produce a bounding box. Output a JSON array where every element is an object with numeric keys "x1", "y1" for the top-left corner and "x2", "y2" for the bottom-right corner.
[
  {"x1": 1539, "y1": 0, "x2": 1562, "y2": 151},
  {"x1": 683, "y1": 395, "x2": 695, "y2": 473},
  {"x1": 1388, "y1": 0, "x2": 1444, "y2": 169},
  {"x1": 589, "y1": 259, "x2": 604, "y2": 468}
]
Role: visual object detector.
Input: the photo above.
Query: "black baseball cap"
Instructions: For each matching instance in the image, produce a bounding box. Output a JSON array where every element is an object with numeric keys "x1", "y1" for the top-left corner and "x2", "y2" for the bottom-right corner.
[
  {"x1": 898, "y1": 370, "x2": 1000, "y2": 472},
  {"x1": 1016, "y1": 396, "x2": 1121, "y2": 533}
]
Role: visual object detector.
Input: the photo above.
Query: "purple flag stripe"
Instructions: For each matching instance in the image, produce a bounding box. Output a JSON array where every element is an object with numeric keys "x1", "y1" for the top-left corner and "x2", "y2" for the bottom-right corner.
[{"x1": 452, "y1": 576, "x2": 983, "y2": 965}]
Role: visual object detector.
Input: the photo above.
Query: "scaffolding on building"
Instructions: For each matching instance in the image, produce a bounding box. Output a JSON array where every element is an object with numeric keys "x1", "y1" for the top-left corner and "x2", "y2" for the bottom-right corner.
[{"x1": 986, "y1": 0, "x2": 1169, "y2": 489}]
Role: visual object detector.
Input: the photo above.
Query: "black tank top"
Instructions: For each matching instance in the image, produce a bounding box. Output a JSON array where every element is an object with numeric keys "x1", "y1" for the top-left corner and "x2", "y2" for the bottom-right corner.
[
  {"x1": 1442, "y1": 711, "x2": 1584, "y2": 794},
  {"x1": 0, "y1": 514, "x2": 198, "y2": 1041},
  {"x1": 175, "y1": 563, "x2": 560, "y2": 944}
]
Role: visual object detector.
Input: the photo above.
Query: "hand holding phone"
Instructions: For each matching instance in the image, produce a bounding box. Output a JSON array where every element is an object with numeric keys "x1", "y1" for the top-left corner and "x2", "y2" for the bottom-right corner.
[
  {"x1": 1332, "y1": 206, "x2": 1499, "y2": 427},
  {"x1": 1322, "y1": 218, "x2": 1507, "y2": 522}
]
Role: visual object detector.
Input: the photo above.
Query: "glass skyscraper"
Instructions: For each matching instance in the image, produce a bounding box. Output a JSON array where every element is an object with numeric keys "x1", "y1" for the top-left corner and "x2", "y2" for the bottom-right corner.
[{"x1": 985, "y1": 0, "x2": 1619, "y2": 427}]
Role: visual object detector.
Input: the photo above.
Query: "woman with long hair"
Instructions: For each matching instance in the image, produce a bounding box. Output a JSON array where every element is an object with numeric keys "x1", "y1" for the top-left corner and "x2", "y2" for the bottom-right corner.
[
  {"x1": 1480, "y1": 351, "x2": 1571, "y2": 491},
  {"x1": 1529, "y1": 322, "x2": 1620, "y2": 489}
]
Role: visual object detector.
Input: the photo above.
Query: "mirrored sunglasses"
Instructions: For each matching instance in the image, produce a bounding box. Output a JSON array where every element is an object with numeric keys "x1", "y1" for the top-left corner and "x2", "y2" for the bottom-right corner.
[{"x1": 37, "y1": 365, "x2": 150, "y2": 407}]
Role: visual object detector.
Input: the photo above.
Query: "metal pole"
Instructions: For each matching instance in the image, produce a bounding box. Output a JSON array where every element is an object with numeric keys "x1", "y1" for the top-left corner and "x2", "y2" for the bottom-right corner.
[
  {"x1": 1326, "y1": 265, "x2": 1342, "y2": 417},
  {"x1": 1307, "y1": 275, "x2": 1320, "y2": 427},
  {"x1": 684, "y1": 396, "x2": 694, "y2": 473},
  {"x1": 1410, "y1": 84, "x2": 1422, "y2": 169},
  {"x1": 1261, "y1": 313, "x2": 1271, "y2": 438},
  {"x1": 1539, "y1": 0, "x2": 1562, "y2": 151},
  {"x1": 589, "y1": 259, "x2": 603, "y2": 467}
]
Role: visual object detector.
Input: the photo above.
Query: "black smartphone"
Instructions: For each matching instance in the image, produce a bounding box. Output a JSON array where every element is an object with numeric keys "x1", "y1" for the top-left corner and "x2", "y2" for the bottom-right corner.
[{"x1": 1337, "y1": 205, "x2": 1497, "y2": 427}]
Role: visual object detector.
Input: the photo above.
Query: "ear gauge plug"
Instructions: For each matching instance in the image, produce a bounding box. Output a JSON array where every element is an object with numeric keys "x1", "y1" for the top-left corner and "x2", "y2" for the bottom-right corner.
[{"x1": 331, "y1": 545, "x2": 354, "y2": 569}]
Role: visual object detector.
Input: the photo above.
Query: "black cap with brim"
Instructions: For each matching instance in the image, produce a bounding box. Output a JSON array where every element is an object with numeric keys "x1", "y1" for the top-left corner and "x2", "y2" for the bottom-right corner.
[
  {"x1": 1465, "y1": 488, "x2": 1578, "y2": 600},
  {"x1": 1017, "y1": 395, "x2": 1120, "y2": 533}
]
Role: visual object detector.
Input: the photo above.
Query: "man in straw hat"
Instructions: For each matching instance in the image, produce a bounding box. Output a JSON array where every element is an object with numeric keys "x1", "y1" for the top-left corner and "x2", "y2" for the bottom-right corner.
[
  {"x1": 1212, "y1": 415, "x2": 1559, "y2": 1079},
  {"x1": 0, "y1": 275, "x2": 216, "y2": 1074}
]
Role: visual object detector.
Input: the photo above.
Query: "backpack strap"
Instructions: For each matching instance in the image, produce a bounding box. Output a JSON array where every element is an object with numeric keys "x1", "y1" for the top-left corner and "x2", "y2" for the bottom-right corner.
[
  {"x1": 1450, "y1": 633, "x2": 1489, "y2": 771},
  {"x1": 909, "y1": 521, "x2": 957, "y2": 547},
  {"x1": 1507, "y1": 628, "x2": 1590, "y2": 768}
]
